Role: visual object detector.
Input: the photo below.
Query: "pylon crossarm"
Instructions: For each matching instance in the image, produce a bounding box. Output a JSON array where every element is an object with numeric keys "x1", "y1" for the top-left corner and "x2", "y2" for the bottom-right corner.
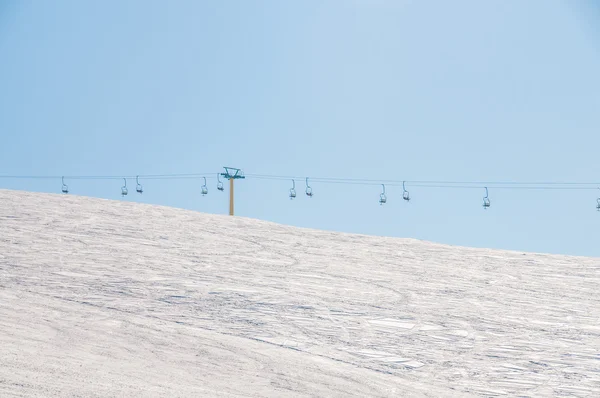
[{"x1": 221, "y1": 167, "x2": 245, "y2": 180}]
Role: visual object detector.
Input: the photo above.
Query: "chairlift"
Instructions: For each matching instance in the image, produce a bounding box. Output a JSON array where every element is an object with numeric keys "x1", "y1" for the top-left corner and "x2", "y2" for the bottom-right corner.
[
  {"x1": 305, "y1": 177, "x2": 313, "y2": 197},
  {"x1": 597, "y1": 189, "x2": 600, "y2": 211},
  {"x1": 217, "y1": 173, "x2": 224, "y2": 191},
  {"x1": 61, "y1": 176, "x2": 69, "y2": 194},
  {"x1": 136, "y1": 175, "x2": 143, "y2": 194},
  {"x1": 121, "y1": 178, "x2": 128, "y2": 196},
  {"x1": 61, "y1": 185, "x2": 69, "y2": 194},
  {"x1": 289, "y1": 179, "x2": 297, "y2": 200},
  {"x1": 201, "y1": 177, "x2": 208, "y2": 196},
  {"x1": 402, "y1": 181, "x2": 410, "y2": 202},
  {"x1": 379, "y1": 184, "x2": 387, "y2": 205},
  {"x1": 482, "y1": 187, "x2": 490, "y2": 209}
]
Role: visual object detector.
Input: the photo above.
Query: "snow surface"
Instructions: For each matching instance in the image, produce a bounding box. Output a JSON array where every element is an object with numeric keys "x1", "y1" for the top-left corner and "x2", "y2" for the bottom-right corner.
[{"x1": 1, "y1": 189, "x2": 599, "y2": 397}]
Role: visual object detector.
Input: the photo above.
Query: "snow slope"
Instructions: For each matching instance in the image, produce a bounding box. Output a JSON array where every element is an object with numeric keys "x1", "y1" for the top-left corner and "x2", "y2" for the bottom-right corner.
[{"x1": 1, "y1": 190, "x2": 599, "y2": 397}]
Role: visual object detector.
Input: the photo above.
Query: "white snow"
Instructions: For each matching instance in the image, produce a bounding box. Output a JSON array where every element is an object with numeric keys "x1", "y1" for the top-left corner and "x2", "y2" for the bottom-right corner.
[{"x1": 1, "y1": 189, "x2": 599, "y2": 397}]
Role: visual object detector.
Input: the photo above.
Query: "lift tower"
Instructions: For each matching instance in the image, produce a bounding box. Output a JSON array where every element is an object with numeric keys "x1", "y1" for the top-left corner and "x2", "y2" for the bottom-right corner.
[{"x1": 220, "y1": 167, "x2": 245, "y2": 216}]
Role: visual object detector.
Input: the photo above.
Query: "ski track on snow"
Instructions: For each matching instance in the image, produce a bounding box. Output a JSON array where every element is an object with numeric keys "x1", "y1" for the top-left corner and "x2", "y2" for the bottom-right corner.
[{"x1": 1, "y1": 190, "x2": 599, "y2": 397}]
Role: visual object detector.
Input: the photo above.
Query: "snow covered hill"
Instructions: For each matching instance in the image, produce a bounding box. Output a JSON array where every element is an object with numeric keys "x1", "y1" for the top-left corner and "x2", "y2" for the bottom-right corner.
[{"x1": 1, "y1": 189, "x2": 599, "y2": 397}]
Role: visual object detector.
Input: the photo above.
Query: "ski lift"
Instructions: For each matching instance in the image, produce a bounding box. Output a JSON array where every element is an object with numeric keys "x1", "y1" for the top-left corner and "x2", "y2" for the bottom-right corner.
[
  {"x1": 482, "y1": 187, "x2": 490, "y2": 209},
  {"x1": 136, "y1": 175, "x2": 143, "y2": 194},
  {"x1": 201, "y1": 177, "x2": 208, "y2": 196},
  {"x1": 289, "y1": 179, "x2": 297, "y2": 200},
  {"x1": 61, "y1": 176, "x2": 69, "y2": 194},
  {"x1": 379, "y1": 184, "x2": 387, "y2": 205},
  {"x1": 402, "y1": 181, "x2": 410, "y2": 202},
  {"x1": 121, "y1": 178, "x2": 128, "y2": 196},
  {"x1": 305, "y1": 177, "x2": 313, "y2": 197},
  {"x1": 597, "y1": 189, "x2": 600, "y2": 211},
  {"x1": 217, "y1": 173, "x2": 224, "y2": 191}
]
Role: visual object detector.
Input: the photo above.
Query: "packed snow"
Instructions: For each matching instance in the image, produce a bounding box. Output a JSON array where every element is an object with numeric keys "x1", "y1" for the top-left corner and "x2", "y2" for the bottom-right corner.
[{"x1": 1, "y1": 189, "x2": 599, "y2": 397}]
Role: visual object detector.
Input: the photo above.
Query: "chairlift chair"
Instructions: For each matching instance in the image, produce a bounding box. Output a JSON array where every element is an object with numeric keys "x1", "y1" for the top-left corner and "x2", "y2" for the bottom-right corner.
[
  {"x1": 289, "y1": 180, "x2": 297, "y2": 200},
  {"x1": 121, "y1": 178, "x2": 128, "y2": 196},
  {"x1": 201, "y1": 177, "x2": 208, "y2": 196},
  {"x1": 482, "y1": 187, "x2": 490, "y2": 209},
  {"x1": 305, "y1": 177, "x2": 313, "y2": 197},
  {"x1": 217, "y1": 173, "x2": 224, "y2": 191},
  {"x1": 61, "y1": 176, "x2": 69, "y2": 194},
  {"x1": 402, "y1": 181, "x2": 410, "y2": 202},
  {"x1": 136, "y1": 175, "x2": 143, "y2": 194},
  {"x1": 379, "y1": 184, "x2": 387, "y2": 205}
]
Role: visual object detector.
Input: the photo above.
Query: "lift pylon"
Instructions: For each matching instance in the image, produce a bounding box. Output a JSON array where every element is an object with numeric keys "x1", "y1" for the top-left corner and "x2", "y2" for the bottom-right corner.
[{"x1": 220, "y1": 167, "x2": 245, "y2": 216}]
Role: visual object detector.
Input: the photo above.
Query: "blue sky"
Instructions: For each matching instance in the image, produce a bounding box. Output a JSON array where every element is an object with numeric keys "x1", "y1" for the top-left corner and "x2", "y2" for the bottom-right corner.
[{"x1": 1, "y1": 0, "x2": 599, "y2": 257}]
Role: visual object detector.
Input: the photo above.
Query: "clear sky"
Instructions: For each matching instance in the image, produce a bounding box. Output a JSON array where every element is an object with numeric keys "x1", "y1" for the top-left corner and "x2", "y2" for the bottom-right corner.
[{"x1": 1, "y1": 0, "x2": 599, "y2": 257}]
